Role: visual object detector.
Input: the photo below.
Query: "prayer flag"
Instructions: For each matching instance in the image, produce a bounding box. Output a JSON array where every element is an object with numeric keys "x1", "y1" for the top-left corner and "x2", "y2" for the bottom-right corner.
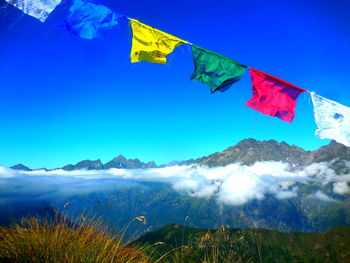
[
  {"x1": 5, "y1": 0, "x2": 62, "y2": 22},
  {"x1": 310, "y1": 92, "x2": 350, "y2": 147},
  {"x1": 64, "y1": 0, "x2": 120, "y2": 40},
  {"x1": 190, "y1": 45, "x2": 247, "y2": 93},
  {"x1": 246, "y1": 68, "x2": 306, "y2": 122},
  {"x1": 130, "y1": 20, "x2": 188, "y2": 64}
]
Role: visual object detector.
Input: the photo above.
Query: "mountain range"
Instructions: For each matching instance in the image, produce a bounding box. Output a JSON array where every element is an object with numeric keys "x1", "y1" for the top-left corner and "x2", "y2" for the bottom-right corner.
[
  {"x1": 10, "y1": 138, "x2": 350, "y2": 171},
  {"x1": 3, "y1": 138, "x2": 350, "y2": 240},
  {"x1": 11, "y1": 154, "x2": 157, "y2": 171}
]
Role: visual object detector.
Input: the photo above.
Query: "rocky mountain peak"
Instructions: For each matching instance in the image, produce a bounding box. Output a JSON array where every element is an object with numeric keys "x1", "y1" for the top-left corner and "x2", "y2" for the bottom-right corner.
[
  {"x1": 113, "y1": 155, "x2": 128, "y2": 162},
  {"x1": 104, "y1": 155, "x2": 157, "y2": 169},
  {"x1": 197, "y1": 138, "x2": 312, "y2": 167},
  {"x1": 62, "y1": 159, "x2": 104, "y2": 171},
  {"x1": 311, "y1": 140, "x2": 350, "y2": 163},
  {"x1": 104, "y1": 155, "x2": 129, "y2": 169},
  {"x1": 10, "y1": 164, "x2": 31, "y2": 171}
]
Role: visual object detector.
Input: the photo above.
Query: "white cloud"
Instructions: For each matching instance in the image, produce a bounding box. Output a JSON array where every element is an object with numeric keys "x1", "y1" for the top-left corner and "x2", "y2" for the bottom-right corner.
[
  {"x1": 308, "y1": 191, "x2": 337, "y2": 202},
  {"x1": 173, "y1": 179, "x2": 198, "y2": 192},
  {"x1": 218, "y1": 171, "x2": 263, "y2": 205},
  {"x1": 275, "y1": 190, "x2": 298, "y2": 199},
  {"x1": 0, "y1": 159, "x2": 349, "y2": 206},
  {"x1": 0, "y1": 166, "x2": 17, "y2": 178},
  {"x1": 333, "y1": 178, "x2": 350, "y2": 195}
]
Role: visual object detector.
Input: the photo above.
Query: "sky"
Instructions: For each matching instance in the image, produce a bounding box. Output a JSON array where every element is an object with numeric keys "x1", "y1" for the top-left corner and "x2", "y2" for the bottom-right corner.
[{"x1": 0, "y1": 0, "x2": 349, "y2": 169}]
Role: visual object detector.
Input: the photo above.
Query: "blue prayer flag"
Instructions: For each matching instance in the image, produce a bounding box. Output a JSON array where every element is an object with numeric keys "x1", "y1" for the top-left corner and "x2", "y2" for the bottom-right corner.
[{"x1": 64, "y1": 0, "x2": 120, "y2": 40}]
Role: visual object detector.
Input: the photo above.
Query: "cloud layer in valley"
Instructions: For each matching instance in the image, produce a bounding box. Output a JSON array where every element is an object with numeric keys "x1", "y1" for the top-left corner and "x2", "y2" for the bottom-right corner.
[{"x1": 0, "y1": 160, "x2": 349, "y2": 207}]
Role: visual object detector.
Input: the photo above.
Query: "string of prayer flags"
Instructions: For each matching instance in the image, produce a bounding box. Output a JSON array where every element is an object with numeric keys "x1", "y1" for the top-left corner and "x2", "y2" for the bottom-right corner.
[
  {"x1": 64, "y1": 0, "x2": 120, "y2": 40},
  {"x1": 246, "y1": 68, "x2": 306, "y2": 123},
  {"x1": 130, "y1": 20, "x2": 188, "y2": 64},
  {"x1": 5, "y1": 1, "x2": 350, "y2": 147},
  {"x1": 5, "y1": 0, "x2": 62, "y2": 22},
  {"x1": 190, "y1": 45, "x2": 247, "y2": 93},
  {"x1": 310, "y1": 92, "x2": 350, "y2": 147}
]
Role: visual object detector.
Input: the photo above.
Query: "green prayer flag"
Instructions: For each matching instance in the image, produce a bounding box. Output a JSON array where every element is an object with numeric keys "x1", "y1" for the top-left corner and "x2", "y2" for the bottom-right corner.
[{"x1": 190, "y1": 45, "x2": 247, "y2": 93}]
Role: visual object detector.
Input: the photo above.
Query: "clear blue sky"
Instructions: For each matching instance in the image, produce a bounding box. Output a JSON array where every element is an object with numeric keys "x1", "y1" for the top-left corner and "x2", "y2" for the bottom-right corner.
[{"x1": 0, "y1": 0, "x2": 349, "y2": 169}]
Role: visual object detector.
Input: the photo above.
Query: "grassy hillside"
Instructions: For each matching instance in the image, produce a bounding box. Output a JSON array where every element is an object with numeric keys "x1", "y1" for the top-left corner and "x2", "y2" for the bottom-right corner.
[
  {"x1": 136, "y1": 224, "x2": 350, "y2": 263},
  {"x1": 1, "y1": 215, "x2": 349, "y2": 263}
]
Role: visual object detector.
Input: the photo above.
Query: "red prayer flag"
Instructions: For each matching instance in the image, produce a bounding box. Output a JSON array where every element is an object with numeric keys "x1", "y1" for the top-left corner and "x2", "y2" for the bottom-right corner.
[{"x1": 246, "y1": 68, "x2": 307, "y2": 123}]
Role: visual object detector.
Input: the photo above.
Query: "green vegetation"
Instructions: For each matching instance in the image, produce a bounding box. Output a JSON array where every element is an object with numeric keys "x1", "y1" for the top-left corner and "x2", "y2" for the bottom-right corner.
[{"x1": 136, "y1": 224, "x2": 350, "y2": 263}]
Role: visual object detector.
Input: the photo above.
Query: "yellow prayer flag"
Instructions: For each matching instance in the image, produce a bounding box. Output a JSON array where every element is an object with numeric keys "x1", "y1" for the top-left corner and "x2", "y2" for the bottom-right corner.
[{"x1": 130, "y1": 20, "x2": 188, "y2": 64}]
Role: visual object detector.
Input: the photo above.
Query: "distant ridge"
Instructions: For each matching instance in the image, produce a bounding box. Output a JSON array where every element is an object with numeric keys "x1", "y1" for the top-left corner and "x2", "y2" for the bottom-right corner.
[
  {"x1": 11, "y1": 155, "x2": 158, "y2": 171},
  {"x1": 193, "y1": 138, "x2": 350, "y2": 167},
  {"x1": 104, "y1": 155, "x2": 157, "y2": 169},
  {"x1": 10, "y1": 139, "x2": 350, "y2": 171},
  {"x1": 62, "y1": 159, "x2": 104, "y2": 171},
  {"x1": 10, "y1": 164, "x2": 32, "y2": 171}
]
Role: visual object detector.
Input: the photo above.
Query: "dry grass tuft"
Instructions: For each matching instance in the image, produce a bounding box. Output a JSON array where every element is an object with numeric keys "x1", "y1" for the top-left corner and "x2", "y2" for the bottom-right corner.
[{"x1": 0, "y1": 215, "x2": 152, "y2": 263}]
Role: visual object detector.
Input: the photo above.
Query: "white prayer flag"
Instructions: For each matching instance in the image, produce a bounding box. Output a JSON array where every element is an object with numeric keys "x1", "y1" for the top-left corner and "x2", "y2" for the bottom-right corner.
[
  {"x1": 310, "y1": 92, "x2": 350, "y2": 147},
  {"x1": 6, "y1": 0, "x2": 62, "y2": 22}
]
